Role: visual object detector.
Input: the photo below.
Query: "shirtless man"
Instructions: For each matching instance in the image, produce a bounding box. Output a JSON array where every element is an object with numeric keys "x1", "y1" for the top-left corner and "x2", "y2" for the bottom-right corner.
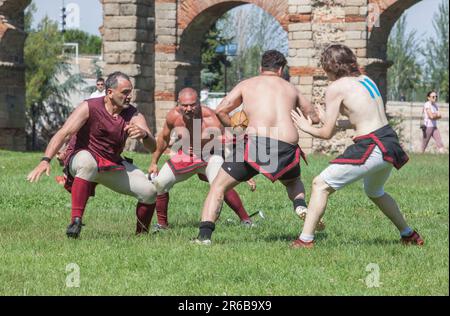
[
  {"x1": 291, "y1": 44, "x2": 424, "y2": 248},
  {"x1": 148, "y1": 88, "x2": 254, "y2": 228},
  {"x1": 27, "y1": 72, "x2": 158, "y2": 238},
  {"x1": 194, "y1": 50, "x2": 320, "y2": 244}
]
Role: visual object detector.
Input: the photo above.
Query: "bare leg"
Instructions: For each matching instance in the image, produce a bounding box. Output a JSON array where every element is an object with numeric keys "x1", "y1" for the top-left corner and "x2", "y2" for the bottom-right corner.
[
  {"x1": 280, "y1": 177, "x2": 305, "y2": 201},
  {"x1": 369, "y1": 193, "x2": 409, "y2": 232},
  {"x1": 195, "y1": 170, "x2": 240, "y2": 243},
  {"x1": 282, "y1": 176, "x2": 327, "y2": 231},
  {"x1": 301, "y1": 176, "x2": 335, "y2": 237},
  {"x1": 201, "y1": 169, "x2": 240, "y2": 222}
]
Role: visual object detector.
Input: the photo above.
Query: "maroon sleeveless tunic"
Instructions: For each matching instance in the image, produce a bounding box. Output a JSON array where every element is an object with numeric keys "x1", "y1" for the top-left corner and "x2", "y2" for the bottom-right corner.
[{"x1": 64, "y1": 97, "x2": 137, "y2": 173}]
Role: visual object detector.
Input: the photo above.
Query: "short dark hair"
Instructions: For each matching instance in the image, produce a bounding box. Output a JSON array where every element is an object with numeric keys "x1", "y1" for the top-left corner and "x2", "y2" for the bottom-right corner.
[
  {"x1": 105, "y1": 72, "x2": 131, "y2": 90},
  {"x1": 261, "y1": 50, "x2": 287, "y2": 72},
  {"x1": 96, "y1": 77, "x2": 104, "y2": 83},
  {"x1": 320, "y1": 44, "x2": 361, "y2": 79},
  {"x1": 427, "y1": 90, "x2": 437, "y2": 98}
]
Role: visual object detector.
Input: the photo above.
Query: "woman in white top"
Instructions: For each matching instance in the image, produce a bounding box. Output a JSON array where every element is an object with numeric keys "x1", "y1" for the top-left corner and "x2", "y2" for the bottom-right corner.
[{"x1": 421, "y1": 91, "x2": 445, "y2": 153}]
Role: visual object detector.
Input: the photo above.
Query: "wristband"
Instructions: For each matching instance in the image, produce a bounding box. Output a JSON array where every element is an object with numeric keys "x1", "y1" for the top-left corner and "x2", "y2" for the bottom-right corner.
[{"x1": 41, "y1": 156, "x2": 52, "y2": 163}]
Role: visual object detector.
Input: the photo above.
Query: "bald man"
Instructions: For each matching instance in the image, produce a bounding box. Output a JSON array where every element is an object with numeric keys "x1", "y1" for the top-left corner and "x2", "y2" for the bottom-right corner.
[{"x1": 148, "y1": 88, "x2": 254, "y2": 229}]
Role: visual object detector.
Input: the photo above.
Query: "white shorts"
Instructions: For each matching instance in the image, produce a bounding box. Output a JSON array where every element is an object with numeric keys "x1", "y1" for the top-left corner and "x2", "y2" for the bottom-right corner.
[
  {"x1": 69, "y1": 150, "x2": 157, "y2": 204},
  {"x1": 152, "y1": 154, "x2": 224, "y2": 194},
  {"x1": 319, "y1": 146, "x2": 392, "y2": 198}
]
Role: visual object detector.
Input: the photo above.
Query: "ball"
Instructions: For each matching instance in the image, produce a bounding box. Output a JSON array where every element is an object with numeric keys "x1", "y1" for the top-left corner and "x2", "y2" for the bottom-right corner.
[{"x1": 230, "y1": 110, "x2": 249, "y2": 129}]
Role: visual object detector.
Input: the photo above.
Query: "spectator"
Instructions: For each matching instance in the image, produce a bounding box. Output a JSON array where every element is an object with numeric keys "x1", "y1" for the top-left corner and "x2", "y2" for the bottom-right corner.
[
  {"x1": 89, "y1": 77, "x2": 106, "y2": 99},
  {"x1": 421, "y1": 91, "x2": 446, "y2": 153}
]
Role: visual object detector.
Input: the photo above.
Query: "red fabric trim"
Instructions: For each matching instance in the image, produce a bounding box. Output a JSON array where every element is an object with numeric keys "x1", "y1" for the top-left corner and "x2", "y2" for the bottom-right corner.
[
  {"x1": 349, "y1": 132, "x2": 404, "y2": 167},
  {"x1": 95, "y1": 154, "x2": 126, "y2": 172},
  {"x1": 331, "y1": 143, "x2": 376, "y2": 165},
  {"x1": 167, "y1": 150, "x2": 207, "y2": 175},
  {"x1": 244, "y1": 140, "x2": 301, "y2": 182},
  {"x1": 167, "y1": 160, "x2": 207, "y2": 175}
]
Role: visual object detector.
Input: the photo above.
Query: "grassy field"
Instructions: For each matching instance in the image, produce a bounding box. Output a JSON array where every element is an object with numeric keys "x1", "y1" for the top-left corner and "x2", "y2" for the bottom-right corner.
[{"x1": 0, "y1": 150, "x2": 448, "y2": 295}]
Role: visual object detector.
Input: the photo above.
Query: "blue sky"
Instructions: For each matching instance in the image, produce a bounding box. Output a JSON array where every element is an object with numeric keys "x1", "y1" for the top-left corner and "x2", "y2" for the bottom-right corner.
[{"x1": 31, "y1": 0, "x2": 442, "y2": 41}]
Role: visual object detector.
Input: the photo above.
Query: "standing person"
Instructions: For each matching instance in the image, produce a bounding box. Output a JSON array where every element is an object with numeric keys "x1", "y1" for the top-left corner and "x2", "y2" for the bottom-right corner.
[
  {"x1": 27, "y1": 72, "x2": 158, "y2": 238},
  {"x1": 421, "y1": 91, "x2": 446, "y2": 153},
  {"x1": 291, "y1": 44, "x2": 423, "y2": 248},
  {"x1": 194, "y1": 50, "x2": 322, "y2": 245},
  {"x1": 89, "y1": 77, "x2": 106, "y2": 99},
  {"x1": 149, "y1": 88, "x2": 255, "y2": 229}
]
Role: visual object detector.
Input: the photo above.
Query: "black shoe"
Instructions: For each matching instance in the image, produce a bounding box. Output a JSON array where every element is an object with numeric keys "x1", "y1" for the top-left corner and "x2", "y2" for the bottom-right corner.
[{"x1": 66, "y1": 217, "x2": 83, "y2": 239}]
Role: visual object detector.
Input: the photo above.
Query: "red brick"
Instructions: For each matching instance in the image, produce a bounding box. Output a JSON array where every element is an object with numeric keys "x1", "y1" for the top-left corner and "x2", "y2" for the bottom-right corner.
[
  {"x1": 289, "y1": 66, "x2": 324, "y2": 76},
  {"x1": 155, "y1": 91, "x2": 176, "y2": 101},
  {"x1": 155, "y1": 44, "x2": 177, "y2": 54},
  {"x1": 288, "y1": 14, "x2": 312, "y2": 23}
]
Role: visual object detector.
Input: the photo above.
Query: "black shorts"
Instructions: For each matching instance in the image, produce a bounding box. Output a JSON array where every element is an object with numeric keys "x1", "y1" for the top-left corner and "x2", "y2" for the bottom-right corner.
[{"x1": 222, "y1": 136, "x2": 303, "y2": 182}]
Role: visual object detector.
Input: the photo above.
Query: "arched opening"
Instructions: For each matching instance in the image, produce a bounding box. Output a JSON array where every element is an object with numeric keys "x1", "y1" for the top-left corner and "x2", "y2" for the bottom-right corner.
[
  {"x1": 365, "y1": 0, "x2": 422, "y2": 103},
  {"x1": 175, "y1": 1, "x2": 288, "y2": 96}
]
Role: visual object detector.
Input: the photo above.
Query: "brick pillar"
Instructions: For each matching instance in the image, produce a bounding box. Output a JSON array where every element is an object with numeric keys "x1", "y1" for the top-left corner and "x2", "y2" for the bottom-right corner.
[
  {"x1": 154, "y1": 0, "x2": 178, "y2": 133},
  {"x1": 0, "y1": 0, "x2": 30, "y2": 151},
  {"x1": 102, "y1": 0, "x2": 155, "y2": 144}
]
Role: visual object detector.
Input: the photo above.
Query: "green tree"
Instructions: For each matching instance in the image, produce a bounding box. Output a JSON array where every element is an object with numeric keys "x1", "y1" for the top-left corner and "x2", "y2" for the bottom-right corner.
[
  {"x1": 25, "y1": 15, "x2": 84, "y2": 149},
  {"x1": 63, "y1": 29, "x2": 102, "y2": 55},
  {"x1": 387, "y1": 15, "x2": 422, "y2": 101},
  {"x1": 422, "y1": 0, "x2": 449, "y2": 102},
  {"x1": 201, "y1": 22, "x2": 232, "y2": 92},
  {"x1": 210, "y1": 4, "x2": 288, "y2": 91}
]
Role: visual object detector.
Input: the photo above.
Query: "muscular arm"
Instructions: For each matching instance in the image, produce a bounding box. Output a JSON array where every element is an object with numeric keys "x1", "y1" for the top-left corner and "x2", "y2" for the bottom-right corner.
[
  {"x1": 215, "y1": 83, "x2": 244, "y2": 127},
  {"x1": 292, "y1": 84, "x2": 342, "y2": 140},
  {"x1": 298, "y1": 92, "x2": 320, "y2": 124},
  {"x1": 129, "y1": 113, "x2": 156, "y2": 152},
  {"x1": 44, "y1": 102, "x2": 89, "y2": 159},
  {"x1": 27, "y1": 102, "x2": 89, "y2": 182}
]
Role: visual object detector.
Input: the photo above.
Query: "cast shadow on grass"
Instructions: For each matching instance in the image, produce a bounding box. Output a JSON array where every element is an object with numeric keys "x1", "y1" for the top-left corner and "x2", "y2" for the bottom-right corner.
[{"x1": 262, "y1": 232, "x2": 329, "y2": 242}]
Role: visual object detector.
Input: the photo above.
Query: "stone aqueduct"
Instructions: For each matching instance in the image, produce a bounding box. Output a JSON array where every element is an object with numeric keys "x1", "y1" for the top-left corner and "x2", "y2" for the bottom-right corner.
[{"x1": 0, "y1": 0, "x2": 421, "y2": 151}]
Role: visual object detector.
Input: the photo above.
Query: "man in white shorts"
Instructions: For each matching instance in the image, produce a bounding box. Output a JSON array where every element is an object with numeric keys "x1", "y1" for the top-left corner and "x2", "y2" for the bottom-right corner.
[{"x1": 291, "y1": 44, "x2": 424, "y2": 248}]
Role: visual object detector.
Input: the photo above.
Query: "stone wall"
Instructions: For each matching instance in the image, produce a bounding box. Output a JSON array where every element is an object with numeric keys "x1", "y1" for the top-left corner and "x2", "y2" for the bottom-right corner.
[
  {"x1": 386, "y1": 101, "x2": 449, "y2": 153},
  {"x1": 0, "y1": 0, "x2": 426, "y2": 153},
  {"x1": 0, "y1": 0, "x2": 30, "y2": 151},
  {"x1": 102, "y1": 0, "x2": 156, "y2": 133}
]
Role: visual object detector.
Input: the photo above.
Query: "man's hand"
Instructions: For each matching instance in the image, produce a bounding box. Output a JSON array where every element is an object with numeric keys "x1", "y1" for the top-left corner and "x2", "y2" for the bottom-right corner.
[
  {"x1": 27, "y1": 161, "x2": 51, "y2": 183},
  {"x1": 124, "y1": 123, "x2": 148, "y2": 140},
  {"x1": 246, "y1": 178, "x2": 256, "y2": 192},
  {"x1": 148, "y1": 163, "x2": 159, "y2": 177},
  {"x1": 291, "y1": 108, "x2": 313, "y2": 133}
]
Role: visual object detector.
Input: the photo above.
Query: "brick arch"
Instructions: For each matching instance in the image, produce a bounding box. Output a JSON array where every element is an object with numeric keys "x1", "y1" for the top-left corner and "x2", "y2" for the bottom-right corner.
[
  {"x1": 175, "y1": 0, "x2": 289, "y2": 95},
  {"x1": 365, "y1": 0, "x2": 422, "y2": 104},
  {"x1": 367, "y1": 0, "x2": 422, "y2": 60},
  {"x1": 178, "y1": 0, "x2": 289, "y2": 32}
]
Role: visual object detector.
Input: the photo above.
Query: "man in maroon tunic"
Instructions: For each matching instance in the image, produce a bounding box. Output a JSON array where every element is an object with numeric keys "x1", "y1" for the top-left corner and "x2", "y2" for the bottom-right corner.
[{"x1": 27, "y1": 72, "x2": 158, "y2": 238}]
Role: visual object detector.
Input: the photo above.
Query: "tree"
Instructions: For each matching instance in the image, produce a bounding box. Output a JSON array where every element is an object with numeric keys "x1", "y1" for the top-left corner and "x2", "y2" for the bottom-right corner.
[
  {"x1": 201, "y1": 21, "x2": 232, "y2": 92},
  {"x1": 24, "y1": 14, "x2": 85, "y2": 149},
  {"x1": 216, "y1": 4, "x2": 288, "y2": 89},
  {"x1": 387, "y1": 16, "x2": 422, "y2": 101},
  {"x1": 63, "y1": 29, "x2": 102, "y2": 55},
  {"x1": 421, "y1": 0, "x2": 449, "y2": 102}
]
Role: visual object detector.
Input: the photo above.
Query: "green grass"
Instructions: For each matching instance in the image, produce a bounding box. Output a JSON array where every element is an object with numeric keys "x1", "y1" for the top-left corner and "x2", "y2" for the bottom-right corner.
[{"x1": 0, "y1": 150, "x2": 448, "y2": 295}]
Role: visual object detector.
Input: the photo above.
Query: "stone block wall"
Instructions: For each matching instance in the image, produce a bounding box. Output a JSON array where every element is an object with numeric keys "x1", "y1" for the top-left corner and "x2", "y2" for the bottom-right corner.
[
  {"x1": 0, "y1": 0, "x2": 30, "y2": 151},
  {"x1": 0, "y1": 0, "x2": 425, "y2": 153}
]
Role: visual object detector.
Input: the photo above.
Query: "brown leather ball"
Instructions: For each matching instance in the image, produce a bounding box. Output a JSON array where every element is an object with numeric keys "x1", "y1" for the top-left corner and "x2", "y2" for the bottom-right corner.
[{"x1": 230, "y1": 110, "x2": 249, "y2": 129}]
